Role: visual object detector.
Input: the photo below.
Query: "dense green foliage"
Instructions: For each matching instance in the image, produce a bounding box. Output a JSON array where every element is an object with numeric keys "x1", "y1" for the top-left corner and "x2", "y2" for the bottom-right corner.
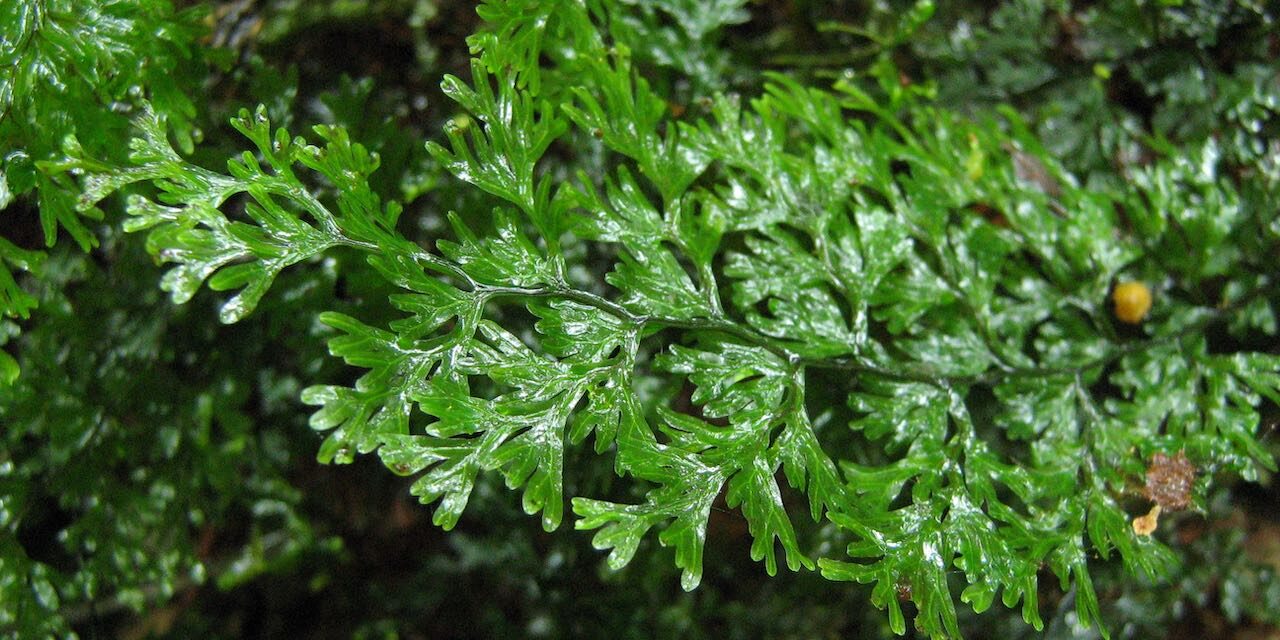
[
  {"x1": 0, "y1": 0, "x2": 207, "y2": 330},
  {"x1": 3, "y1": 0, "x2": 1279, "y2": 638}
]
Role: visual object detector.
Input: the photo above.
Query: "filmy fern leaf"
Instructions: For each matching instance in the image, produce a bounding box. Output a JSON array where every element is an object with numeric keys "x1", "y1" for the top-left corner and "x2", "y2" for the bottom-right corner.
[{"x1": 66, "y1": 1, "x2": 1280, "y2": 637}]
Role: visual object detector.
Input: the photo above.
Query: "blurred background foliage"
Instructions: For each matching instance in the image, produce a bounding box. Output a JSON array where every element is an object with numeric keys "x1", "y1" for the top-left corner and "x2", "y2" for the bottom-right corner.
[{"x1": 1, "y1": 0, "x2": 1277, "y2": 637}]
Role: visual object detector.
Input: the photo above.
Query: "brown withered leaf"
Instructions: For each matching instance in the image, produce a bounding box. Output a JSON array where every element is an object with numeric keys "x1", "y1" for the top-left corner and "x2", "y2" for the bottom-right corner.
[
  {"x1": 1003, "y1": 142, "x2": 1063, "y2": 198},
  {"x1": 1143, "y1": 450, "x2": 1197, "y2": 511}
]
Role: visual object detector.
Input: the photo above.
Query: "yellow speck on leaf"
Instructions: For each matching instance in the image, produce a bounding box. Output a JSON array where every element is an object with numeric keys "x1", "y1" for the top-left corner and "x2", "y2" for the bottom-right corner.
[
  {"x1": 1132, "y1": 505, "x2": 1162, "y2": 536},
  {"x1": 1113, "y1": 280, "x2": 1153, "y2": 324}
]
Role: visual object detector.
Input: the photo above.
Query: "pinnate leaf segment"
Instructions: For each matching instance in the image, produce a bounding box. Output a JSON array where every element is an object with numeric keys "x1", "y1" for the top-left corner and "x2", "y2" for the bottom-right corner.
[
  {"x1": 67, "y1": 1, "x2": 1279, "y2": 636},
  {"x1": 1, "y1": 0, "x2": 206, "y2": 381}
]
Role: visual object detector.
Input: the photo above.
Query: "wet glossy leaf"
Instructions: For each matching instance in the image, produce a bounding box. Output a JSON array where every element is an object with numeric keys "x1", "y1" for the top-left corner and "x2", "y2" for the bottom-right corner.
[{"x1": 33, "y1": 1, "x2": 1280, "y2": 638}]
